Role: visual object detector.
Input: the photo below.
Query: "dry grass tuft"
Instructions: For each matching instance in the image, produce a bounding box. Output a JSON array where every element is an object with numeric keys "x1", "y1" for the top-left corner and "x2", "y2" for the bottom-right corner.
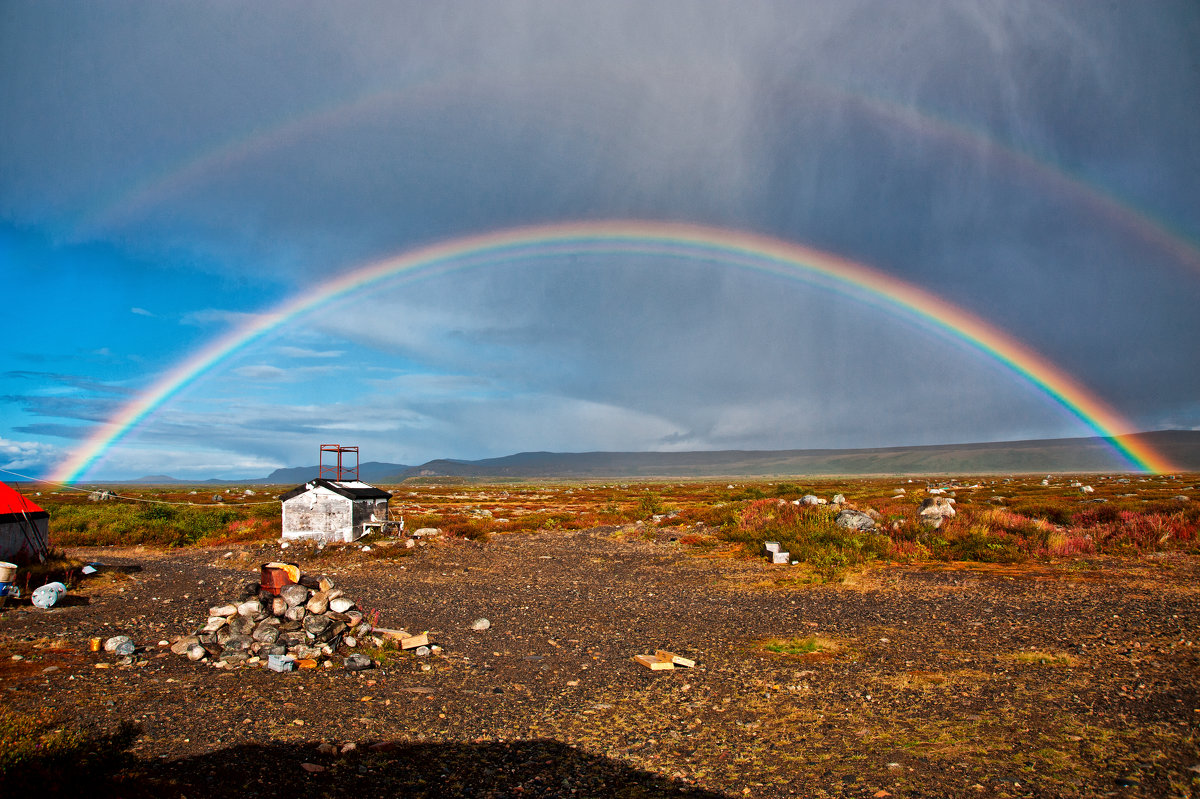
[{"x1": 1009, "y1": 650, "x2": 1079, "y2": 667}]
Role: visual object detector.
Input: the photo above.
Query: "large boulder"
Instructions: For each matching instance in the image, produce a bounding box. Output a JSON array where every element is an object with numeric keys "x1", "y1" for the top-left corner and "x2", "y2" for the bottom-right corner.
[
  {"x1": 919, "y1": 496, "x2": 957, "y2": 528},
  {"x1": 835, "y1": 509, "x2": 876, "y2": 531}
]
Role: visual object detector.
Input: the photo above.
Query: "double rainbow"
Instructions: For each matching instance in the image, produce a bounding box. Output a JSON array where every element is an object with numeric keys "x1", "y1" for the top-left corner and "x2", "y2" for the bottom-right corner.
[{"x1": 50, "y1": 221, "x2": 1175, "y2": 481}]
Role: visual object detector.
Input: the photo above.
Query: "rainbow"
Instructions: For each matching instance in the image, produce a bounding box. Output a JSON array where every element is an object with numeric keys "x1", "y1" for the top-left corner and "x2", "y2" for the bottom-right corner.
[
  {"x1": 49, "y1": 221, "x2": 1176, "y2": 481},
  {"x1": 78, "y1": 76, "x2": 1200, "y2": 280}
]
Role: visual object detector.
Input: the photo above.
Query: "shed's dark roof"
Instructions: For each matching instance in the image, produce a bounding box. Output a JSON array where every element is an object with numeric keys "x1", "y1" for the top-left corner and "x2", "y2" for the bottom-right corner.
[{"x1": 279, "y1": 478, "x2": 391, "y2": 502}]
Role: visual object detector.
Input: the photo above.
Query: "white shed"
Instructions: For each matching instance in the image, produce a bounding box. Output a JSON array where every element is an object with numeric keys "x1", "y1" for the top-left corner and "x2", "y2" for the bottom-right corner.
[{"x1": 279, "y1": 478, "x2": 392, "y2": 543}]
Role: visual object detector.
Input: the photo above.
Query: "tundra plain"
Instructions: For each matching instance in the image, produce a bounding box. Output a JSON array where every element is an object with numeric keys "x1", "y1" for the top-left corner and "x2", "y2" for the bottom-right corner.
[{"x1": 2, "y1": 475, "x2": 1199, "y2": 798}]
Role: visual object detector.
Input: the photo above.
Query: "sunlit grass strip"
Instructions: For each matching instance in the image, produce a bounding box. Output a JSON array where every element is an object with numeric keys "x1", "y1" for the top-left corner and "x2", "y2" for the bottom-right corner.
[
  {"x1": 759, "y1": 636, "x2": 841, "y2": 656},
  {"x1": 1009, "y1": 650, "x2": 1079, "y2": 667}
]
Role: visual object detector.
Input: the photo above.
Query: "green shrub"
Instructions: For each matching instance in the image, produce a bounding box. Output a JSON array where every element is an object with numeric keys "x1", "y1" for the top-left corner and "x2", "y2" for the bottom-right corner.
[
  {"x1": 1009, "y1": 501, "x2": 1073, "y2": 526},
  {"x1": 721, "y1": 498, "x2": 890, "y2": 580}
]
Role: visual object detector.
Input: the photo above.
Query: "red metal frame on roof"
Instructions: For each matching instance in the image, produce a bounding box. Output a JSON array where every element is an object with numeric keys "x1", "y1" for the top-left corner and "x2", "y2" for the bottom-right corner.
[{"x1": 318, "y1": 444, "x2": 359, "y2": 481}]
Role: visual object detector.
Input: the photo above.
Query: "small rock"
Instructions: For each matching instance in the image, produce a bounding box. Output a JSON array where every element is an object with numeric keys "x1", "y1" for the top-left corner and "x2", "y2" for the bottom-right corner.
[
  {"x1": 329, "y1": 597, "x2": 355, "y2": 613},
  {"x1": 471, "y1": 618, "x2": 492, "y2": 631},
  {"x1": 303, "y1": 614, "x2": 333, "y2": 637},
  {"x1": 300, "y1": 763, "x2": 326, "y2": 773},
  {"x1": 344, "y1": 653, "x2": 374, "y2": 671},
  {"x1": 280, "y1": 584, "x2": 310, "y2": 607},
  {"x1": 317, "y1": 743, "x2": 337, "y2": 755},
  {"x1": 210, "y1": 603, "x2": 238, "y2": 617},
  {"x1": 104, "y1": 636, "x2": 135, "y2": 656},
  {"x1": 306, "y1": 592, "x2": 330, "y2": 615},
  {"x1": 414, "y1": 646, "x2": 431, "y2": 657},
  {"x1": 341, "y1": 742, "x2": 357, "y2": 754},
  {"x1": 202, "y1": 617, "x2": 228, "y2": 633},
  {"x1": 238, "y1": 599, "x2": 263, "y2": 617}
]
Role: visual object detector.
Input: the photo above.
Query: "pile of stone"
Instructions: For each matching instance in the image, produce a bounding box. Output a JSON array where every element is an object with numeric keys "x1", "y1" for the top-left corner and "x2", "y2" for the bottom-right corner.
[{"x1": 169, "y1": 570, "x2": 424, "y2": 671}]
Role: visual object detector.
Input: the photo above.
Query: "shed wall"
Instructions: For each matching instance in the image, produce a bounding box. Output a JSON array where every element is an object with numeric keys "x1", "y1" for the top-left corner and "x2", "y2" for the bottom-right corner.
[
  {"x1": 282, "y1": 490, "x2": 355, "y2": 542},
  {"x1": 0, "y1": 516, "x2": 49, "y2": 561}
]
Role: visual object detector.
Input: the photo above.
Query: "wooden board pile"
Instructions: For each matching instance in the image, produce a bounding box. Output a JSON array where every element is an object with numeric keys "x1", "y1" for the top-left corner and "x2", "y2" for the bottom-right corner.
[
  {"x1": 169, "y1": 571, "x2": 428, "y2": 670},
  {"x1": 631, "y1": 649, "x2": 696, "y2": 671}
]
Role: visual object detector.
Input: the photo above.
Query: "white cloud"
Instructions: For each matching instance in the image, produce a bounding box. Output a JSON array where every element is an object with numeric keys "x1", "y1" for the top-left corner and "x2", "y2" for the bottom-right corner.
[
  {"x1": 0, "y1": 437, "x2": 62, "y2": 476},
  {"x1": 231, "y1": 364, "x2": 346, "y2": 382},
  {"x1": 182, "y1": 309, "x2": 262, "y2": 327},
  {"x1": 130, "y1": 307, "x2": 155, "y2": 317},
  {"x1": 232, "y1": 365, "x2": 288, "y2": 381},
  {"x1": 275, "y1": 346, "x2": 345, "y2": 359}
]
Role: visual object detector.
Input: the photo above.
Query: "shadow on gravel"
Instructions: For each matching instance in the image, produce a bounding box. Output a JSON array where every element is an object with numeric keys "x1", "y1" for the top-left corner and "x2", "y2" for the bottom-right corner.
[{"x1": 11, "y1": 733, "x2": 732, "y2": 798}]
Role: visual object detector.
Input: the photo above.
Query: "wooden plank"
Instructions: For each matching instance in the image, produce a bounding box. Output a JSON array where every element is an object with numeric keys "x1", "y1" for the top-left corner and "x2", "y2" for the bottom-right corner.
[
  {"x1": 400, "y1": 632, "x2": 430, "y2": 650},
  {"x1": 632, "y1": 653, "x2": 674, "y2": 670},
  {"x1": 655, "y1": 650, "x2": 695, "y2": 668},
  {"x1": 370, "y1": 626, "x2": 411, "y2": 640}
]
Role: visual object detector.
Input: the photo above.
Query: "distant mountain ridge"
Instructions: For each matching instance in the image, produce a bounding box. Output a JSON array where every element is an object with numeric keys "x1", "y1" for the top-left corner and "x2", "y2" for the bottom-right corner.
[
  {"x1": 392, "y1": 430, "x2": 1200, "y2": 479},
  {"x1": 259, "y1": 461, "x2": 414, "y2": 484},
  {"x1": 115, "y1": 431, "x2": 1200, "y2": 485}
]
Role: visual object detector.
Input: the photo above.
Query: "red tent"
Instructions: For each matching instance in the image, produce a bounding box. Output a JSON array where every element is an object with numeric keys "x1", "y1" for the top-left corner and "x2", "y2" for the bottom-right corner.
[{"x1": 0, "y1": 482, "x2": 49, "y2": 562}]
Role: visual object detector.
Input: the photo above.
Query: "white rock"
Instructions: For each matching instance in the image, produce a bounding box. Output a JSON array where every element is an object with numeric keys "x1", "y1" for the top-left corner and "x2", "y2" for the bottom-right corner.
[
  {"x1": 329, "y1": 597, "x2": 354, "y2": 613},
  {"x1": 471, "y1": 618, "x2": 491, "y2": 631}
]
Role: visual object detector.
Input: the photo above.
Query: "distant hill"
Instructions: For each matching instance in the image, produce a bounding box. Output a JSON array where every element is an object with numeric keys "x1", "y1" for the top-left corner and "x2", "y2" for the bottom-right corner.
[
  {"x1": 99, "y1": 431, "x2": 1200, "y2": 486},
  {"x1": 393, "y1": 430, "x2": 1200, "y2": 479},
  {"x1": 259, "y1": 461, "x2": 413, "y2": 485}
]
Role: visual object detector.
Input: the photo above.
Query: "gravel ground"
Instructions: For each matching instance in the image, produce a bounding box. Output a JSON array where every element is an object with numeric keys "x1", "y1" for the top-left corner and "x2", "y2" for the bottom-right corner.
[{"x1": 2, "y1": 527, "x2": 1199, "y2": 798}]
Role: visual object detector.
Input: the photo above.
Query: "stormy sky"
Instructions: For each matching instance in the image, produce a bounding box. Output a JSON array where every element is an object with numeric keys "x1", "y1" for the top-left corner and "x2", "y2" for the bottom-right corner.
[{"x1": 2, "y1": 1, "x2": 1198, "y2": 480}]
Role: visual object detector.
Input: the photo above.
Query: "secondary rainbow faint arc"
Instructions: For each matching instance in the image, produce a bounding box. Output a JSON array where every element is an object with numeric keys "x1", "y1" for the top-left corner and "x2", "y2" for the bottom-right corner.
[{"x1": 49, "y1": 221, "x2": 1176, "y2": 481}]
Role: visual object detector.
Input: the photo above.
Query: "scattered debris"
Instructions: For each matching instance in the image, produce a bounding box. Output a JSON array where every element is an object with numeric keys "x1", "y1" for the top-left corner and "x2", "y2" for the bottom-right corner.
[
  {"x1": 633, "y1": 650, "x2": 696, "y2": 670},
  {"x1": 632, "y1": 653, "x2": 673, "y2": 670},
  {"x1": 655, "y1": 649, "x2": 696, "y2": 668}
]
